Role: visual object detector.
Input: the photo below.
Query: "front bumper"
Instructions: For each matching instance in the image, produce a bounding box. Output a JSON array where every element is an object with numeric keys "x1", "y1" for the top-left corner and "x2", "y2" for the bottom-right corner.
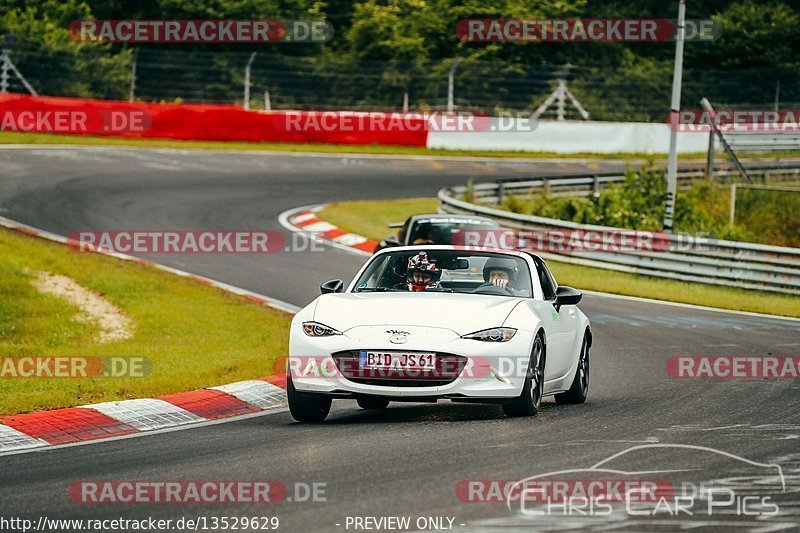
[{"x1": 289, "y1": 325, "x2": 534, "y2": 399}]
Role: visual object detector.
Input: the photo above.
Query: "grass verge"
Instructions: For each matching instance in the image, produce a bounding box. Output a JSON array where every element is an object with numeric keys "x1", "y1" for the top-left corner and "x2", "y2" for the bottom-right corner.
[
  {"x1": 0, "y1": 227, "x2": 290, "y2": 416},
  {"x1": 317, "y1": 198, "x2": 800, "y2": 318},
  {"x1": 0, "y1": 130, "x2": 692, "y2": 159}
]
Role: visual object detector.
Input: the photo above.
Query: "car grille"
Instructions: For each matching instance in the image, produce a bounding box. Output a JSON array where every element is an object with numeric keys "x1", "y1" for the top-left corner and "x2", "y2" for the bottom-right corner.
[{"x1": 331, "y1": 351, "x2": 467, "y2": 387}]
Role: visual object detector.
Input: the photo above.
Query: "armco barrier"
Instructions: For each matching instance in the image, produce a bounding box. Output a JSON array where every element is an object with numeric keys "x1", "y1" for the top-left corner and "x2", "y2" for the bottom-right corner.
[
  {"x1": 467, "y1": 166, "x2": 800, "y2": 204},
  {"x1": 439, "y1": 167, "x2": 800, "y2": 294},
  {"x1": 0, "y1": 94, "x2": 428, "y2": 146}
]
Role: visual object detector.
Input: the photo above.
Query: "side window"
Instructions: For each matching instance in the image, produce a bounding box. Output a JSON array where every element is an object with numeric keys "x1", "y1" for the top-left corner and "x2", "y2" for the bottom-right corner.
[
  {"x1": 529, "y1": 254, "x2": 557, "y2": 300},
  {"x1": 398, "y1": 218, "x2": 411, "y2": 244},
  {"x1": 540, "y1": 263, "x2": 558, "y2": 300}
]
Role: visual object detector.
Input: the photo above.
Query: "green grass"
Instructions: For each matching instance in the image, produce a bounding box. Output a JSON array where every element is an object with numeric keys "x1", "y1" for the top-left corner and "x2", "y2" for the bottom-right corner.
[
  {"x1": 734, "y1": 186, "x2": 800, "y2": 247},
  {"x1": 498, "y1": 165, "x2": 800, "y2": 247},
  {"x1": 0, "y1": 130, "x2": 698, "y2": 159},
  {"x1": 0, "y1": 227, "x2": 290, "y2": 416},
  {"x1": 317, "y1": 198, "x2": 800, "y2": 318}
]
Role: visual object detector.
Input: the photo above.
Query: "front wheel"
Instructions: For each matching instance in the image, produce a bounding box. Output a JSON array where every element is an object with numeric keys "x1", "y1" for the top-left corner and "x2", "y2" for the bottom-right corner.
[
  {"x1": 555, "y1": 334, "x2": 589, "y2": 405},
  {"x1": 503, "y1": 335, "x2": 545, "y2": 417},
  {"x1": 287, "y1": 375, "x2": 331, "y2": 422}
]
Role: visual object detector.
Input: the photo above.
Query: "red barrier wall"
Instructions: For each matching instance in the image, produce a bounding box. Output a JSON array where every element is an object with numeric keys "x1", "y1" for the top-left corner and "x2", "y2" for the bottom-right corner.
[{"x1": 0, "y1": 94, "x2": 429, "y2": 146}]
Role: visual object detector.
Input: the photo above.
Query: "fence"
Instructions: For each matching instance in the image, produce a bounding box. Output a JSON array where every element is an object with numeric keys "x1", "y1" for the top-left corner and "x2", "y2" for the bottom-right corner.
[
  {"x1": 3, "y1": 37, "x2": 800, "y2": 122},
  {"x1": 438, "y1": 165, "x2": 800, "y2": 294}
]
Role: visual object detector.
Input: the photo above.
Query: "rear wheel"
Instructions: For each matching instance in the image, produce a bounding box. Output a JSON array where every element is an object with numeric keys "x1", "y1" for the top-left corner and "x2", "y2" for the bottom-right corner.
[
  {"x1": 503, "y1": 335, "x2": 545, "y2": 417},
  {"x1": 357, "y1": 397, "x2": 390, "y2": 410},
  {"x1": 555, "y1": 334, "x2": 589, "y2": 405},
  {"x1": 287, "y1": 375, "x2": 331, "y2": 422}
]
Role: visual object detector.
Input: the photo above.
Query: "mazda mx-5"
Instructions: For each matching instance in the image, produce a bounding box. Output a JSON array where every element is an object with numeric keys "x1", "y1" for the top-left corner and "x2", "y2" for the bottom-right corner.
[{"x1": 287, "y1": 246, "x2": 592, "y2": 422}]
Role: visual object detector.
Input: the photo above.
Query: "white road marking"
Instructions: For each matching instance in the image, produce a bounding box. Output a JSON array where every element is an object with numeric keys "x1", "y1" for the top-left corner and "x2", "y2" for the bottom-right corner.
[
  {"x1": 290, "y1": 212, "x2": 317, "y2": 224},
  {"x1": 332, "y1": 233, "x2": 368, "y2": 246},
  {"x1": 0, "y1": 424, "x2": 47, "y2": 452},
  {"x1": 581, "y1": 289, "x2": 800, "y2": 322},
  {"x1": 0, "y1": 143, "x2": 644, "y2": 164},
  {"x1": 302, "y1": 221, "x2": 338, "y2": 233},
  {"x1": 210, "y1": 380, "x2": 287, "y2": 410},
  {"x1": 79, "y1": 399, "x2": 204, "y2": 431}
]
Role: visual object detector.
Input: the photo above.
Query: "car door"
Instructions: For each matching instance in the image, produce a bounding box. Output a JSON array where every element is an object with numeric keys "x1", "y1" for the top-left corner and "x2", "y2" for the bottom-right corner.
[{"x1": 531, "y1": 257, "x2": 580, "y2": 382}]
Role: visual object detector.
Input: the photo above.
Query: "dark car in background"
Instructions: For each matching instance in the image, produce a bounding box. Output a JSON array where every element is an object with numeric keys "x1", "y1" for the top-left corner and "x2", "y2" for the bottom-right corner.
[{"x1": 374, "y1": 214, "x2": 503, "y2": 253}]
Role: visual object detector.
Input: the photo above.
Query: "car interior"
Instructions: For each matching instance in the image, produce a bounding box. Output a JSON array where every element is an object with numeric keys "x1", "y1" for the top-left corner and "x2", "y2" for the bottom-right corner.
[{"x1": 354, "y1": 250, "x2": 533, "y2": 297}]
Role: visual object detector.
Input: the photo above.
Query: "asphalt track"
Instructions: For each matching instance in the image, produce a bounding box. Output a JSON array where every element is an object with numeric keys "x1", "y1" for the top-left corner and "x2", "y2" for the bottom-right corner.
[{"x1": 0, "y1": 146, "x2": 798, "y2": 532}]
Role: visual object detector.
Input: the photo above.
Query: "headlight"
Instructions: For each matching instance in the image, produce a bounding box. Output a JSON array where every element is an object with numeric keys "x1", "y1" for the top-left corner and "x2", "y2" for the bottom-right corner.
[
  {"x1": 302, "y1": 321, "x2": 342, "y2": 337},
  {"x1": 461, "y1": 327, "x2": 517, "y2": 342}
]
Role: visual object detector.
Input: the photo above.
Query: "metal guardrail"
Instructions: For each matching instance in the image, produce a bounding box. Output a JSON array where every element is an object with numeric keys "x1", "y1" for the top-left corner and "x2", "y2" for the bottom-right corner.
[
  {"x1": 466, "y1": 164, "x2": 800, "y2": 204},
  {"x1": 438, "y1": 166, "x2": 800, "y2": 294},
  {"x1": 724, "y1": 133, "x2": 800, "y2": 152}
]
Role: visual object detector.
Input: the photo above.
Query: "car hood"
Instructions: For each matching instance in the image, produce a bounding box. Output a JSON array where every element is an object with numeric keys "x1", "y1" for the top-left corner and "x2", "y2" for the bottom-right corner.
[{"x1": 313, "y1": 292, "x2": 523, "y2": 335}]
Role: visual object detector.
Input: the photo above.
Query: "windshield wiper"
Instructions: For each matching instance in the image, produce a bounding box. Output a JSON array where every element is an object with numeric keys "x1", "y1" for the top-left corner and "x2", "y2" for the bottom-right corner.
[{"x1": 355, "y1": 286, "x2": 400, "y2": 292}]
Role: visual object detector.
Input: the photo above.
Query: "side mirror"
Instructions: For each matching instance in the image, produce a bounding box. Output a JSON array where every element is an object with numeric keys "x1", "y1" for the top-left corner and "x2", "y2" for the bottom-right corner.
[
  {"x1": 554, "y1": 286, "x2": 582, "y2": 311},
  {"x1": 383, "y1": 235, "x2": 400, "y2": 247},
  {"x1": 320, "y1": 279, "x2": 344, "y2": 294}
]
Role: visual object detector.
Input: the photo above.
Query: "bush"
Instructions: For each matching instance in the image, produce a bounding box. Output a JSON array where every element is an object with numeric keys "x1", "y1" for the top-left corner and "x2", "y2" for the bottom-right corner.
[{"x1": 493, "y1": 164, "x2": 798, "y2": 247}]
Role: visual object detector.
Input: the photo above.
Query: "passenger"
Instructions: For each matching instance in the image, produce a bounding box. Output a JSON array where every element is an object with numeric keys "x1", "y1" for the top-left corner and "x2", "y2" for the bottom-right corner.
[{"x1": 481, "y1": 257, "x2": 520, "y2": 292}]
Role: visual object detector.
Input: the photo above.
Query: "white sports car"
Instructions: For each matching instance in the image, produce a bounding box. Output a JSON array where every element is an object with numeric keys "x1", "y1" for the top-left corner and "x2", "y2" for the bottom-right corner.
[{"x1": 287, "y1": 245, "x2": 592, "y2": 422}]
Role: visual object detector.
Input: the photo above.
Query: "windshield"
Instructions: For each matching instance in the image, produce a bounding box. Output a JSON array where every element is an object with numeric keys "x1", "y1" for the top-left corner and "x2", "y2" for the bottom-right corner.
[
  {"x1": 352, "y1": 249, "x2": 532, "y2": 297},
  {"x1": 408, "y1": 220, "x2": 498, "y2": 245}
]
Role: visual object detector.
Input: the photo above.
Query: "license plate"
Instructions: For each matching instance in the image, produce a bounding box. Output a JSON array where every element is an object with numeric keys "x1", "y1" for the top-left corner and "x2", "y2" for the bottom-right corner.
[{"x1": 359, "y1": 351, "x2": 437, "y2": 370}]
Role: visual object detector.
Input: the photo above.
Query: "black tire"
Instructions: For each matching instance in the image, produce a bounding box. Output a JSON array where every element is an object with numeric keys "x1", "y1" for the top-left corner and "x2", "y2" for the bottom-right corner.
[
  {"x1": 555, "y1": 333, "x2": 589, "y2": 405},
  {"x1": 357, "y1": 397, "x2": 390, "y2": 410},
  {"x1": 503, "y1": 335, "x2": 545, "y2": 417},
  {"x1": 287, "y1": 374, "x2": 331, "y2": 422}
]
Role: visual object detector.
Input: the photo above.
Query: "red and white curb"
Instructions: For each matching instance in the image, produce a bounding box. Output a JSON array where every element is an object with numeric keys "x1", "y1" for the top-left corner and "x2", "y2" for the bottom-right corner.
[
  {"x1": 0, "y1": 215, "x2": 296, "y2": 455},
  {"x1": 278, "y1": 205, "x2": 377, "y2": 256},
  {"x1": 0, "y1": 377, "x2": 287, "y2": 454}
]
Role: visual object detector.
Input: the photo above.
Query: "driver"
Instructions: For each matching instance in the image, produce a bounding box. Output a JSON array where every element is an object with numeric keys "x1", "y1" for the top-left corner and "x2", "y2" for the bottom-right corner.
[
  {"x1": 402, "y1": 251, "x2": 442, "y2": 292},
  {"x1": 481, "y1": 257, "x2": 519, "y2": 292},
  {"x1": 412, "y1": 225, "x2": 442, "y2": 245}
]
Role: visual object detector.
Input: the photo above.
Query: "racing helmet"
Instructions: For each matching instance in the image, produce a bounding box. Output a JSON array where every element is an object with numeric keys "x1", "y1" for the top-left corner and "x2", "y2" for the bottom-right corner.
[
  {"x1": 406, "y1": 251, "x2": 441, "y2": 291},
  {"x1": 482, "y1": 257, "x2": 519, "y2": 283}
]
